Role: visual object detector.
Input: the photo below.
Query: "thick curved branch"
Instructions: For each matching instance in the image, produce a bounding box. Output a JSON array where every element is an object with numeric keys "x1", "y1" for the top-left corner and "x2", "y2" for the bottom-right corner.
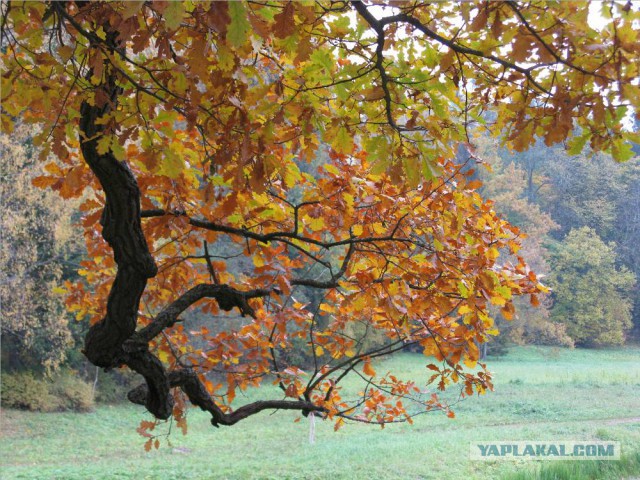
[
  {"x1": 128, "y1": 369, "x2": 325, "y2": 427},
  {"x1": 60, "y1": 3, "x2": 328, "y2": 425},
  {"x1": 75, "y1": 59, "x2": 176, "y2": 425},
  {"x1": 70, "y1": 13, "x2": 175, "y2": 418},
  {"x1": 125, "y1": 283, "x2": 272, "y2": 349}
]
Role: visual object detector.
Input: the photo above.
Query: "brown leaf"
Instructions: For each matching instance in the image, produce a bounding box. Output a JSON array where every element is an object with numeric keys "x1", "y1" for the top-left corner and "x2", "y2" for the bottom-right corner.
[
  {"x1": 206, "y1": 2, "x2": 230, "y2": 35},
  {"x1": 294, "y1": 35, "x2": 313, "y2": 64},
  {"x1": 273, "y1": 3, "x2": 296, "y2": 39},
  {"x1": 31, "y1": 175, "x2": 58, "y2": 188}
]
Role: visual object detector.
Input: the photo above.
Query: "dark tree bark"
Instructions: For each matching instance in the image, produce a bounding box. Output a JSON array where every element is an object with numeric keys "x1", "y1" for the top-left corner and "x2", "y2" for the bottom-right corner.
[
  {"x1": 73, "y1": 10, "x2": 325, "y2": 423},
  {"x1": 78, "y1": 28, "x2": 174, "y2": 417}
]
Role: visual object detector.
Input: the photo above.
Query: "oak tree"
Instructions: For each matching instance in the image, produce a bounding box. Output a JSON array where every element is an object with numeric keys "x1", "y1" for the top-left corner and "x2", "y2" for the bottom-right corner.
[
  {"x1": 549, "y1": 227, "x2": 635, "y2": 347},
  {"x1": 2, "y1": 1, "x2": 637, "y2": 437},
  {"x1": 475, "y1": 136, "x2": 574, "y2": 349}
]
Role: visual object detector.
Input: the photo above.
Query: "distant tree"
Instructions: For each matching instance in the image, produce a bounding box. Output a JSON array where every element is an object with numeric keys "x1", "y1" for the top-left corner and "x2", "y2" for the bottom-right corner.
[
  {"x1": 493, "y1": 137, "x2": 640, "y2": 338},
  {"x1": 549, "y1": 227, "x2": 635, "y2": 347},
  {"x1": 612, "y1": 160, "x2": 640, "y2": 336},
  {"x1": 476, "y1": 137, "x2": 573, "y2": 349},
  {"x1": 543, "y1": 152, "x2": 624, "y2": 240},
  {"x1": 532, "y1": 149, "x2": 640, "y2": 335},
  {"x1": 0, "y1": 127, "x2": 77, "y2": 372}
]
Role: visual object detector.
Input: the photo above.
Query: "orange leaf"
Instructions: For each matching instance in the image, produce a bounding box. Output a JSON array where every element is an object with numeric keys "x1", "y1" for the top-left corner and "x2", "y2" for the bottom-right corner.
[
  {"x1": 530, "y1": 294, "x2": 540, "y2": 307},
  {"x1": 31, "y1": 176, "x2": 57, "y2": 188},
  {"x1": 362, "y1": 361, "x2": 376, "y2": 377}
]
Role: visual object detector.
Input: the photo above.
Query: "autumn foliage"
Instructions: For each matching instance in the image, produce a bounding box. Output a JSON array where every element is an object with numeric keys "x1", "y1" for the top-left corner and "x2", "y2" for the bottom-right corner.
[{"x1": 1, "y1": 1, "x2": 637, "y2": 436}]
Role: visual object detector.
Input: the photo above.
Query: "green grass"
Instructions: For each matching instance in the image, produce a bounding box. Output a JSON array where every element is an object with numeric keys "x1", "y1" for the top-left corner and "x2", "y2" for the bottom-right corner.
[
  {"x1": 502, "y1": 451, "x2": 640, "y2": 480},
  {"x1": 2, "y1": 346, "x2": 640, "y2": 480}
]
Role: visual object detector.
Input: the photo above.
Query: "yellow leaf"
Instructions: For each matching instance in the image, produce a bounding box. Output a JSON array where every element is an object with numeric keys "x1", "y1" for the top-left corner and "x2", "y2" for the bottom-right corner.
[
  {"x1": 463, "y1": 356, "x2": 477, "y2": 368},
  {"x1": 324, "y1": 164, "x2": 340, "y2": 175},
  {"x1": 160, "y1": 149, "x2": 184, "y2": 178},
  {"x1": 372, "y1": 222, "x2": 386, "y2": 235},
  {"x1": 158, "y1": 348, "x2": 170, "y2": 363},
  {"x1": 334, "y1": 126, "x2": 352, "y2": 155},
  {"x1": 320, "y1": 303, "x2": 336, "y2": 313},
  {"x1": 490, "y1": 295, "x2": 507, "y2": 306},
  {"x1": 457, "y1": 281, "x2": 470, "y2": 299},
  {"x1": 228, "y1": 2, "x2": 250, "y2": 48},
  {"x1": 253, "y1": 255, "x2": 265, "y2": 268},
  {"x1": 308, "y1": 217, "x2": 325, "y2": 231}
]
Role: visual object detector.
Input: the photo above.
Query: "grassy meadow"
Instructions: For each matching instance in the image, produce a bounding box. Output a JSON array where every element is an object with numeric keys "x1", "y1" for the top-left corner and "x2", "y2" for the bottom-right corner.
[{"x1": 1, "y1": 346, "x2": 639, "y2": 480}]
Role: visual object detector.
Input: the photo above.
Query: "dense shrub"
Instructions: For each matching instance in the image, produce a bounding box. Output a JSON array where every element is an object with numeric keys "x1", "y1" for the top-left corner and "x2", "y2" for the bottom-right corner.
[
  {"x1": 1, "y1": 370, "x2": 94, "y2": 412},
  {"x1": 50, "y1": 371, "x2": 94, "y2": 412},
  {"x1": 522, "y1": 320, "x2": 575, "y2": 348},
  {"x1": 1, "y1": 372, "x2": 60, "y2": 412}
]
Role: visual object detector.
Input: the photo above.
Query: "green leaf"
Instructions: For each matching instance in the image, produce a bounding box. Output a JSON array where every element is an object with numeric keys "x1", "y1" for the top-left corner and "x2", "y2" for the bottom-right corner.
[
  {"x1": 457, "y1": 281, "x2": 470, "y2": 299},
  {"x1": 228, "y1": 2, "x2": 250, "y2": 48},
  {"x1": 423, "y1": 44, "x2": 439, "y2": 69},
  {"x1": 611, "y1": 140, "x2": 634, "y2": 162},
  {"x1": 567, "y1": 133, "x2": 589, "y2": 156},
  {"x1": 310, "y1": 49, "x2": 333, "y2": 73},
  {"x1": 96, "y1": 135, "x2": 111, "y2": 155},
  {"x1": 164, "y1": 2, "x2": 185, "y2": 30},
  {"x1": 334, "y1": 126, "x2": 352, "y2": 154},
  {"x1": 364, "y1": 135, "x2": 389, "y2": 167},
  {"x1": 495, "y1": 285, "x2": 512, "y2": 300},
  {"x1": 422, "y1": 158, "x2": 442, "y2": 181},
  {"x1": 122, "y1": 1, "x2": 144, "y2": 20},
  {"x1": 324, "y1": 164, "x2": 340, "y2": 175},
  {"x1": 308, "y1": 217, "x2": 325, "y2": 231},
  {"x1": 110, "y1": 138, "x2": 125, "y2": 161},
  {"x1": 403, "y1": 155, "x2": 421, "y2": 186},
  {"x1": 160, "y1": 149, "x2": 184, "y2": 178}
]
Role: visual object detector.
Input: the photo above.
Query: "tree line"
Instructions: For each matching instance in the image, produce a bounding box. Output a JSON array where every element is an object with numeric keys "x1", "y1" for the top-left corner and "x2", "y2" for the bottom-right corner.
[{"x1": 475, "y1": 136, "x2": 638, "y2": 351}]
